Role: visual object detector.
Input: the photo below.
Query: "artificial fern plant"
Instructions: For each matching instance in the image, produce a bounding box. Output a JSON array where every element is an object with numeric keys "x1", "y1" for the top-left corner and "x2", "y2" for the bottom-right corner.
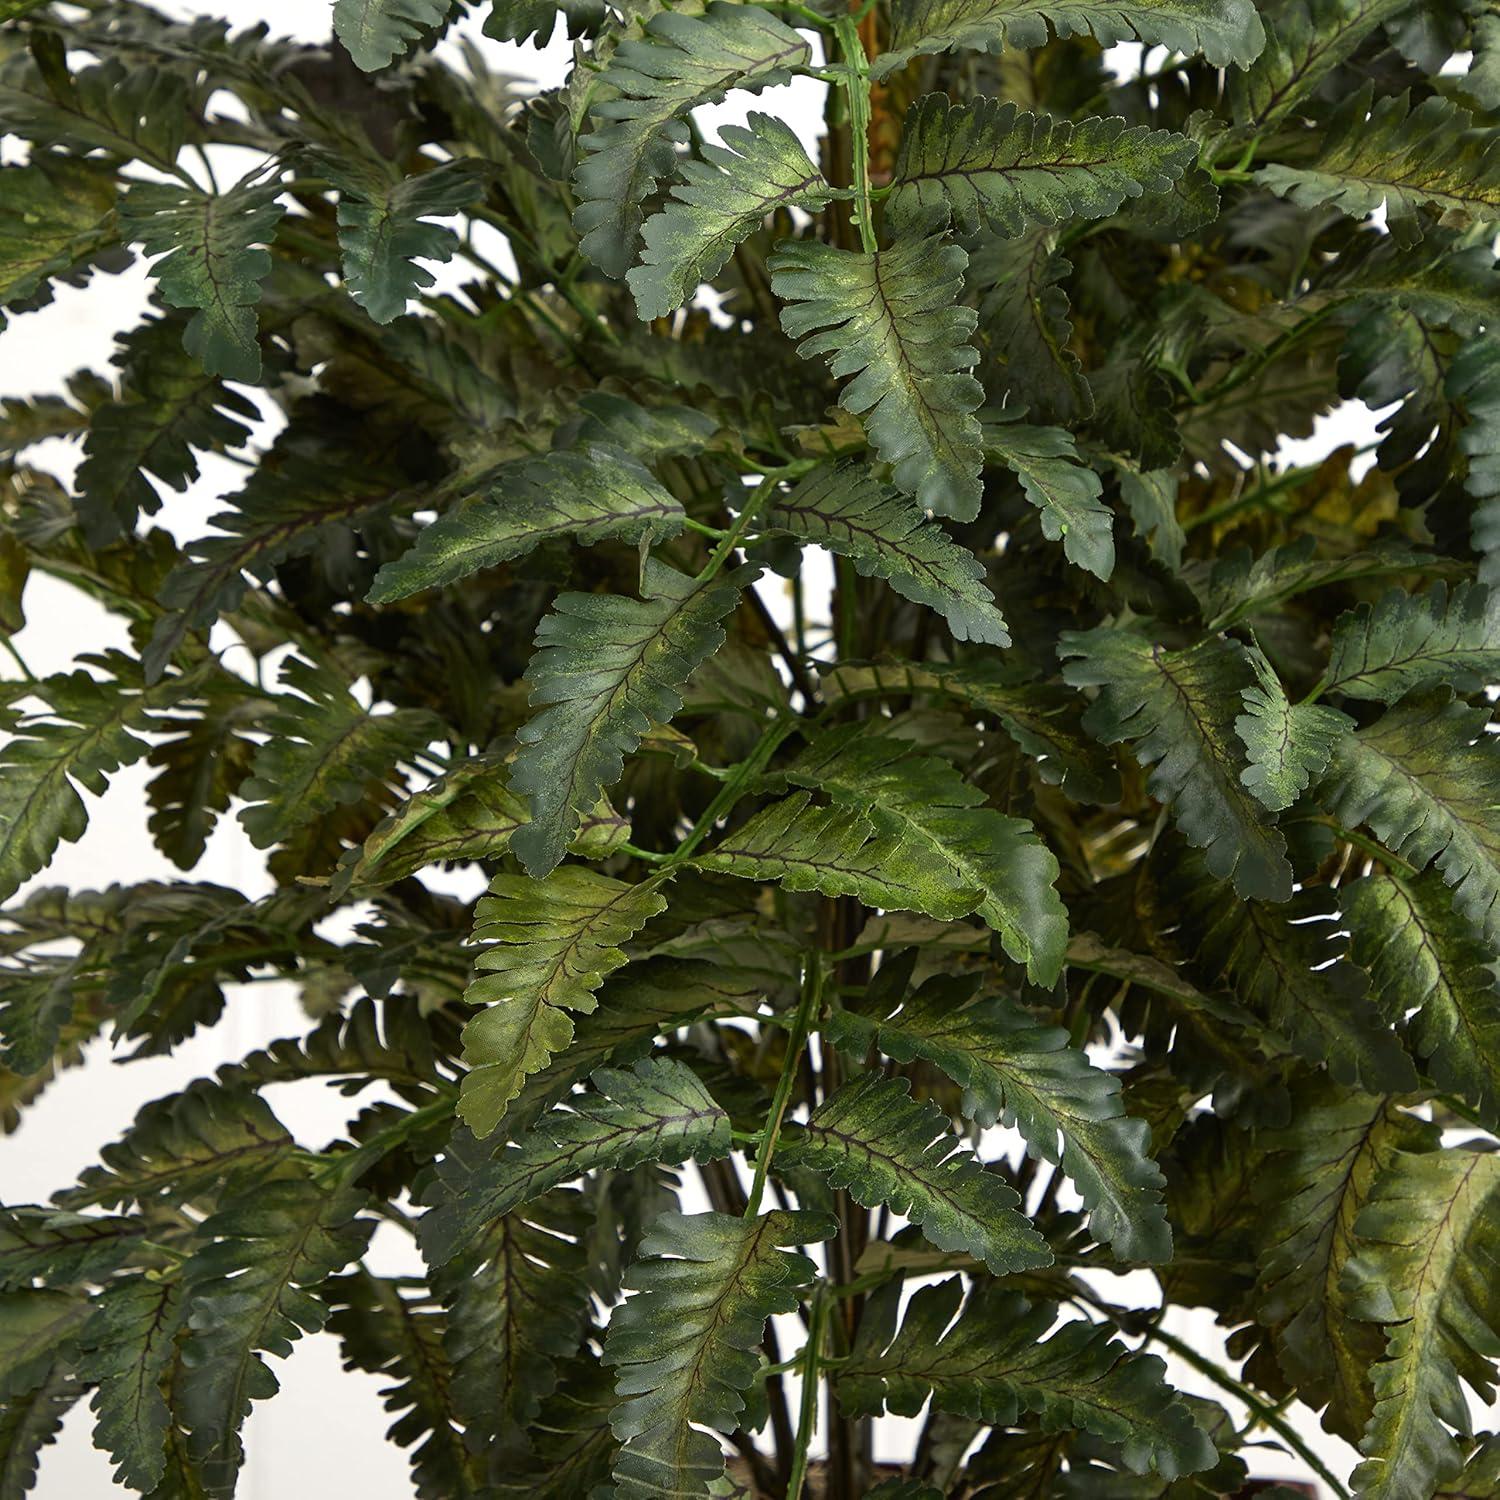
[{"x1": 3, "y1": 0, "x2": 1500, "y2": 1495}]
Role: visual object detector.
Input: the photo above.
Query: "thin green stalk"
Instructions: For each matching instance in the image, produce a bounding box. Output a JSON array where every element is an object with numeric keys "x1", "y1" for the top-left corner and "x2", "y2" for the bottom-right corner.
[
  {"x1": 786, "y1": 1285, "x2": 827, "y2": 1500},
  {"x1": 833, "y1": 15, "x2": 878, "y2": 255},
  {"x1": 744, "y1": 955, "x2": 823, "y2": 1218},
  {"x1": 0, "y1": 637, "x2": 35, "y2": 683},
  {"x1": 665, "y1": 714, "x2": 800, "y2": 865},
  {"x1": 696, "y1": 471, "x2": 783, "y2": 583}
]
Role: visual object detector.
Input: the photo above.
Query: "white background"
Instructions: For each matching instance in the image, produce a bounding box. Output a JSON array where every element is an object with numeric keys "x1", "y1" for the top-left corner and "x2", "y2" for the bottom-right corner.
[{"x1": 0, "y1": 3, "x2": 1384, "y2": 1494}]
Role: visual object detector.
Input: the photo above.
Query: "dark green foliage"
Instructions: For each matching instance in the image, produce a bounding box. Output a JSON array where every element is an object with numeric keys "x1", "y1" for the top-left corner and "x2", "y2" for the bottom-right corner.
[{"x1": 4, "y1": 2, "x2": 1500, "y2": 1497}]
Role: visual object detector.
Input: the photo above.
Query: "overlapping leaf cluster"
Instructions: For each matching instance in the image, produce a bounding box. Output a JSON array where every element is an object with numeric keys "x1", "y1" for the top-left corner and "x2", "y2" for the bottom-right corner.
[{"x1": 1, "y1": 0, "x2": 1499, "y2": 1495}]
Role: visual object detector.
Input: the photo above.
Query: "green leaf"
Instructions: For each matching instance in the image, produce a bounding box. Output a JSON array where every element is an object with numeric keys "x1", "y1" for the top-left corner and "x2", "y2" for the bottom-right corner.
[
  {"x1": 0, "y1": 42, "x2": 190, "y2": 173},
  {"x1": 324, "y1": 158, "x2": 486, "y2": 323},
  {"x1": 828, "y1": 971, "x2": 1170, "y2": 1263},
  {"x1": 367, "y1": 446, "x2": 686, "y2": 604},
  {"x1": 325, "y1": 1270, "x2": 481, "y2": 1500},
  {"x1": 875, "y1": 0, "x2": 1265, "y2": 76},
  {"x1": 0, "y1": 1362, "x2": 77, "y2": 1500},
  {"x1": 57, "y1": 1080, "x2": 295, "y2": 1212},
  {"x1": 985, "y1": 415, "x2": 1115, "y2": 579},
  {"x1": 1173, "y1": 875, "x2": 1418, "y2": 1094},
  {"x1": 764, "y1": 462, "x2": 1009, "y2": 646},
  {"x1": 1317, "y1": 689, "x2": 1500, "y2": 948},
  {"x1": 769, "y1": 231, "x2": 986, "y2": 520},
  {"x1": 420, "y1": 1058, "x2": 729, "y2": 1264},
  {"x1": 695, "y1": 789, "x2": 972, "y2": 921},
  {"x1": 1059, "y1": 629, "x2": 1293, "y2": 901},
  {"x1": 573, "y1": 4, "x2": 811, "y2": 279},
  {"x1": 509, "y1": 559, "x2": 744, "y2": 877},
  {"x1": 76, "y1": 1276, "x2": 185, "y2": 1493},
  {"x1": 74, "y1": 314, "x2": 259, "y2": 545},
  {"x1": 177, "y1": 1179, "x2": 373, "y2": 1498},
  {"x1": 839, "y1": 1278, "x2": 1217, "y2": 1479},
  {"x1": 334, "y1": 759, "x2": 627, "y2": 895},
  {"x1": 457, "y1": 868, "x2": 669, "y2": 1138},
  {"x1": 0, "y1": 1289, "x2": 88, "y2": 1399},
  {"x1": 430, "y1": 1189, "x2": 595, "y2": 1449},
  {"x1": 629, "y1": 114, "x2": 832, "y2": 322},
  {"x1": 1325, "y1": 582, "x2": 1500, "y2": 703},
  {"x1": 782, "y1": 723, "x2": 1068, "y2": 984},
  {"x1": 1234, "y1": 647, "x2": 1352, "y2": 812},
  {"x1": 0, "y1": 1208, "x2": 145, "y2": 1291},
  {"x1": 143, "y1": 416, "x2": 416, "y2": 680},
  {"x1": 0, "y1": 155, "x2": 121, "y2": 319},
  {"x1": 1255, "y1": 85, "x2": 1500, "y2": 242},
  {"x1": 236, "y1": 655, "x2": 443, "y2": 855},
  {"x1": 602, "y1": 1209, "x2": 834, "y2": 1500},
  {"x1": 1344, "y1": 1147, "x2": 1500, "y2": 1499},
  {"x1": 819, "y1": 659, "x2": 1120, "y2": 803},
  {"x1": 973, "y1": 229, "x2": 1093, "y2": 424},
  {"x1": 0, "y1": 654, "x2": 179, "y2": 903},
  {"x1": 118, "y1": 175, "x2": 285, "y2": 382},
  {"x1": 1230, "y1": 0, "x2": 1414, "y2": 125},
  {"x1": 1254, "y1": 1086, "x2": 1437, "y2": 1441},
  {"x1": 334, "y1": 0, "x2": 455, "y2": 69},
  {"x1": 889, "y1": 95, "x2": 1196, "y2": 239},
  {"x1": 1347, "y1": 868, "x2": 1500, "y2": 1129},
  {"x1": 781, "y1": 1074, "x2": 1051, "y2": 1274}
]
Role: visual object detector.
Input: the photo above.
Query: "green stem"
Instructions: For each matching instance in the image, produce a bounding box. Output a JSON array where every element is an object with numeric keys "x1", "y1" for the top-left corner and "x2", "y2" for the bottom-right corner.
[
  {"x1": 786, "y1": 1285, "x2": 827, "y2": 1500},
  {"x1": 744, "y1": 955, "x2": 823, "y2": 1218},
  {"x1": 666, "y1": 714, "x2": 799, "y2": 865},
  {"x1": 695, "y1": 471, "x2": 782, "y2": 583},
  {"x1": 833, "y1": 16, "x2": 877, "y2": 255},
  {"x1": 1326, "y1": 821, "x2": 1420, "y2": 878},
  {"x1": 0, "y1": 637, "x2": 35, "y2": 683}
]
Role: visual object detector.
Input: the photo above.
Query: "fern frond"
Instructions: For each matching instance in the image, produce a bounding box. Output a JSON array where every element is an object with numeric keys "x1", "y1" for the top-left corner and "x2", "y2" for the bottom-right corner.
[
  {"x1": 118, "y1": 173, "x2": 284, "y2": 382},
  {"x1": 323, "y1": 157, "x2": 486, "y2": 324},
  {"x1": 890, "y1": 95, "x2": 1196, "y2": 239},
  {"x1": 1325, "y1": 582, "x2": 1500, "y2": 703},
  {"x1": 602, "y1": 1209, "x2": 833, "y2": 1500},
  {"x1": 237, "y1": 655, "x2": 442, "y2": 859},
  {"x1": 770, "y1": 231, "x2": 986, "y2": 519},
  {"x1": 985, "y1": 414, "x2": 1115, "y2": 579},
  {"x1": 875, "y1": 0, "x2": 1265, "y2": 76},
  {"x1": 334, "y1": 0, "x2": 454, "y2": 70},
  {"x1": 629, "y1": 114, "x2": 832, "y2": 322},
  {"x1": 510, "y1": 559, "x2": 744, "y2": 877},
  {"x1": 1256, "y1": 85, "x2": 1500, "y2": 242},
  {"x1": 457, "y1": 867, "x2": 669, "y2": 1137},
  {"x1": 1344, "y1": 1147, "x2": 1500, "y2": 1499},
  {"x1": 766, "y1": 462, "x2": 1008, "y2": 645},
  {"x1": 176, "y1": 1179, "x2": 373, "y2": 1496},
  {"x1": 573, "y1": 4, "x2": 810, "y2": 278},
  {"x1": 1254, "y1": 1086, "x2": 1436, "y2": 1441},
  {"x1": 420, "y1": 1058, "x2": 728, "y2": 1263},
  {"x1": 780, "y1": 1074, "x2": 1051, "y2": 1273},
  {"x1": 1317, "y1": 689, "x2": 1500, "y2": 947},
  {"x1": 1347, "y1": 869, "x2": 1500, "y2": 1129},
  {"x1": 367, "y1": 446, "x2": 686, "y2": 604},
  {"x1": 828, "y1": 971, "x2": 1170, "y2": 1263},
  {"x1": 839, "y1": 1277, "x2": 1218, "y2": 1479},
  {"x1": 1059, "y1": 629, "x2": 1293, "y2": 901},
  {"x1": 1235, "y1": 647, "x2": 1352, "y2": 812},
  {"x1": 782, "y1": 723, "x2": 1068, "y2": 983}
]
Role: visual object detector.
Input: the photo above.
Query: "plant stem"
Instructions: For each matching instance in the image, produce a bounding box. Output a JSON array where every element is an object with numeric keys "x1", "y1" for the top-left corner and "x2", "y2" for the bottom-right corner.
[
  {"x1": 696, "y1": 471, "x2": 782, "y2": 583},
  {"x1": 744, "y1": 955, "x2": 823, "y2": 1217},
  {"x1": 666, "y1": 714, "x2": 800, "y2": 865},
  {"x1": 833, "y1": 15, "x2": 878, "y2": 255},
  {"x1": 0, "y1": 637, "x2": 35, "y2": 683},
  {"x1": 786, "y1": 1285, "x2": 827, "y2": 1500}
]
